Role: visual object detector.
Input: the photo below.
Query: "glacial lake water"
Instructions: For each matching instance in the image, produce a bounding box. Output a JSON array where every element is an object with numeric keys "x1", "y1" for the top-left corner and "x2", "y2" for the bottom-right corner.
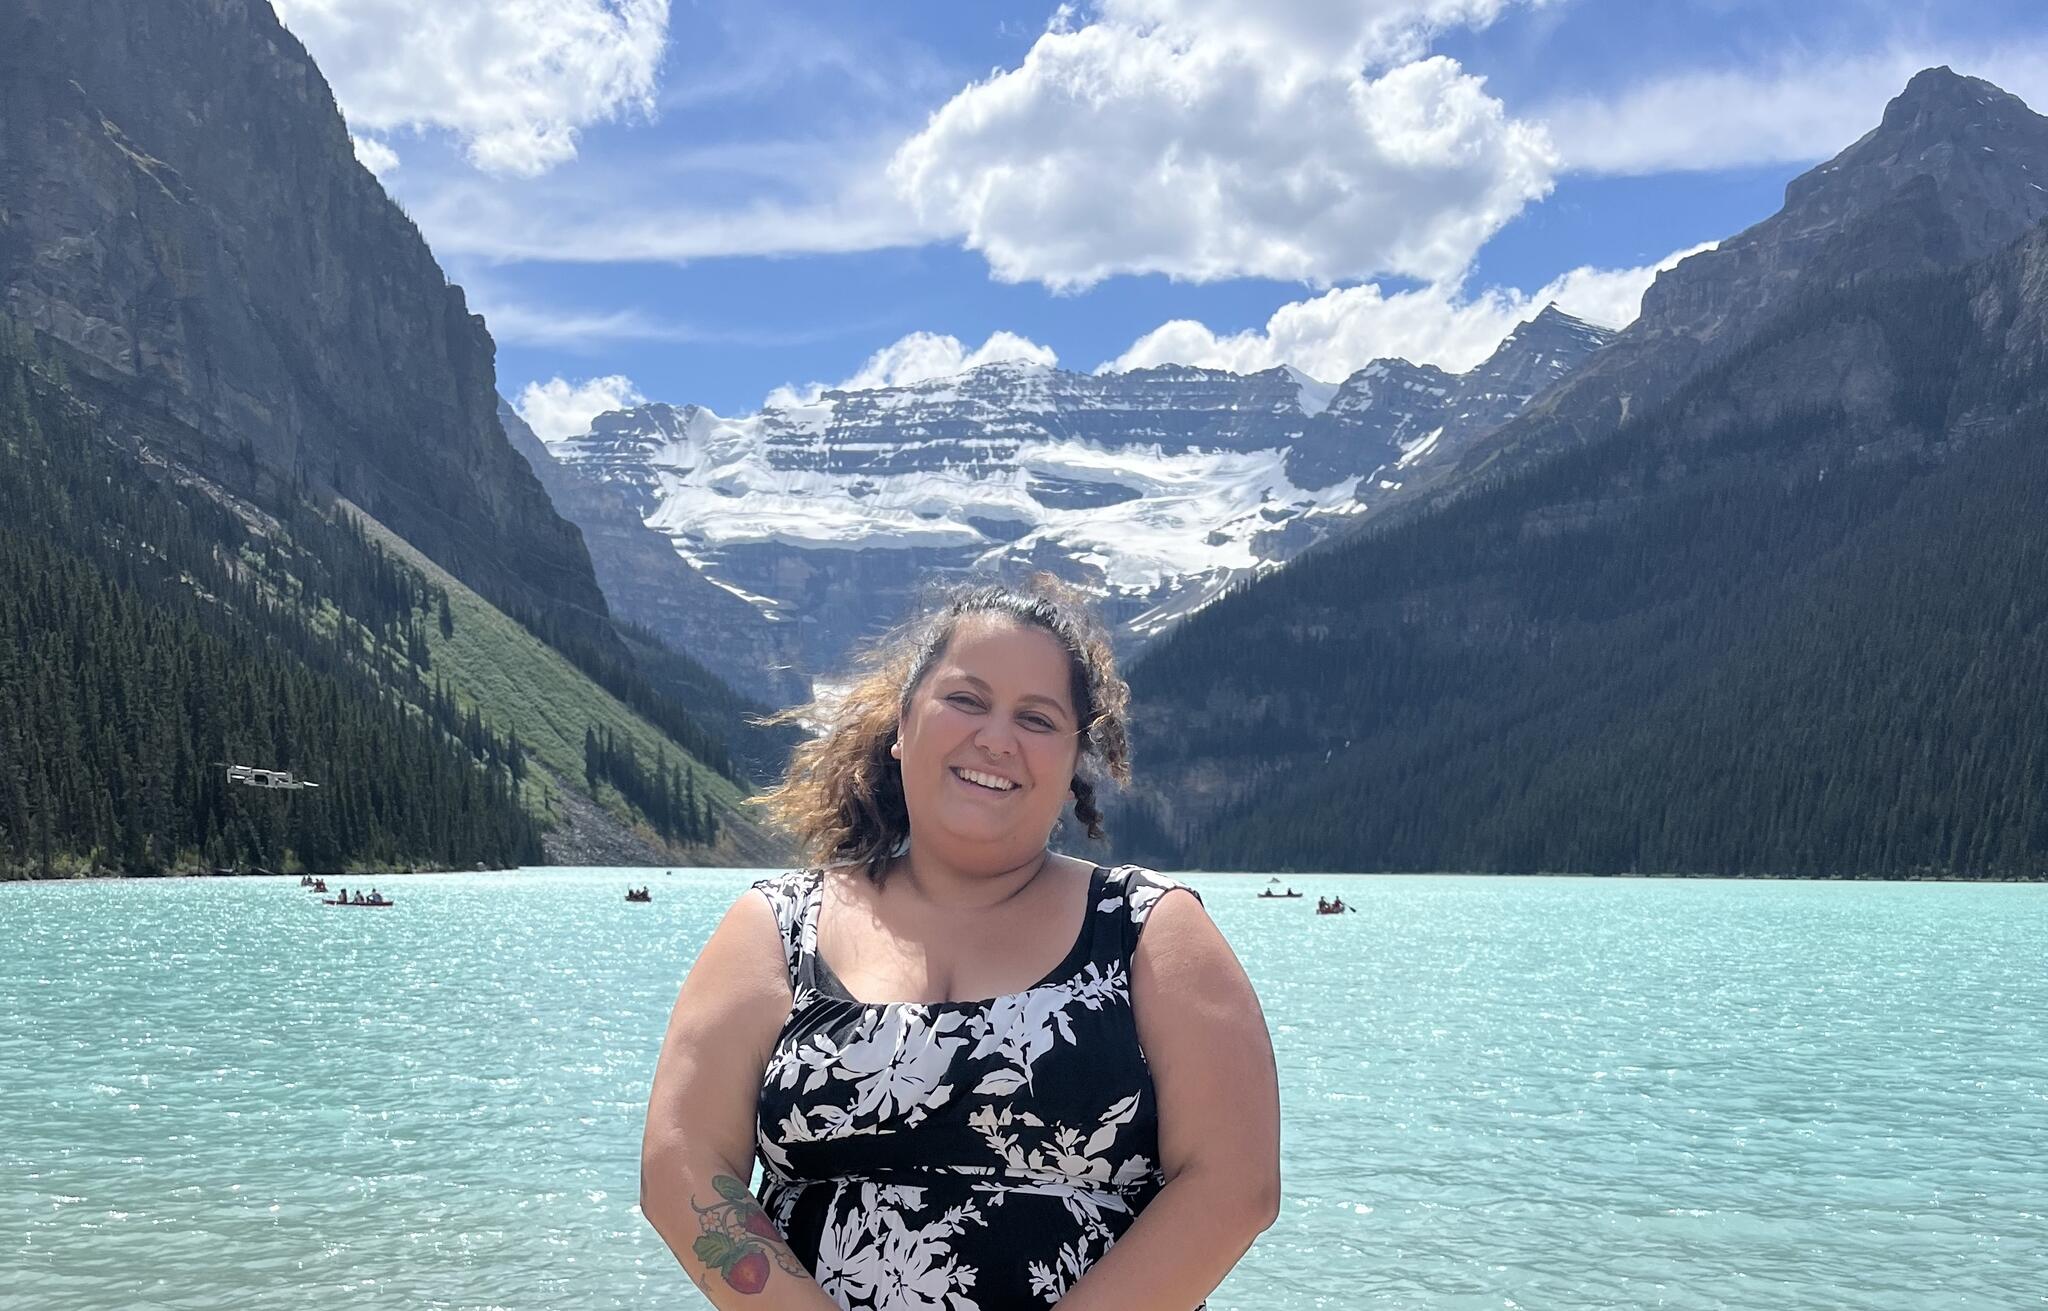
[{"x1": 2, "y1": 868, "x2": 2043, "y2": 1309}]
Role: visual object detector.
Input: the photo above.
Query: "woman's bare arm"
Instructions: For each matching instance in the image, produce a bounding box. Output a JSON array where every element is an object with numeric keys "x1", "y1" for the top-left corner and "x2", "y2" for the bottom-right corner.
[
  {"x1": 640, "y1": 890, "x2": 842, "y2": 1309},
  {"x1": 1056, "y1": 889, "x2": 1282, "y2": 1309}
]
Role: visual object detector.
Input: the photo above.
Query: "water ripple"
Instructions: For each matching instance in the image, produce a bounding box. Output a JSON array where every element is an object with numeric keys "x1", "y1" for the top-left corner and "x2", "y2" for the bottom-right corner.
[{"x1": 3, "y1": 870, "x2": 2044, "y2": 1308}]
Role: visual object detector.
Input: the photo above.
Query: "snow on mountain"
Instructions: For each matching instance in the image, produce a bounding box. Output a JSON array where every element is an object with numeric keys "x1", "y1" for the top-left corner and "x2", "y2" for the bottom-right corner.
[
  {"x1": 537, "y1": 307, "x2": 1613, "y2": 679},
  {"x1": 1284, "y1": 366, "x2": 1340, "y2": 417}
]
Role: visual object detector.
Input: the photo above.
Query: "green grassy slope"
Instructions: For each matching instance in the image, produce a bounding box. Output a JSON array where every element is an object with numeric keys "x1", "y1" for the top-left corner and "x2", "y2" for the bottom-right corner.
[{"x1": 346, "y1": 503, "x2": 757, "y2": 839}]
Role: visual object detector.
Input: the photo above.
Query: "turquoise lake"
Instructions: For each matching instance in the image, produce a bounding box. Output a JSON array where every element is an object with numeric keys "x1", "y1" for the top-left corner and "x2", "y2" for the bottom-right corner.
[{"x1": 3, "y1": 869, "x2": 2043, "y2": 1309}]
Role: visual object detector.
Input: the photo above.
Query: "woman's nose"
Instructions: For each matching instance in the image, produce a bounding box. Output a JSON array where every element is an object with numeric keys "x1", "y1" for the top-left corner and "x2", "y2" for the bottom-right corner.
[{"x1": 975, "y1": 722, "x2": 1019, "y2": 756}]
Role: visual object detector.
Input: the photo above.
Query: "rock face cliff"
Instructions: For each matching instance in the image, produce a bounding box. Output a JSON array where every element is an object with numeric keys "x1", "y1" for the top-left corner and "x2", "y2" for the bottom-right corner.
[
  {"x1": 1115, "y1": 213, "x2": 2048, "y2": 876},
  {"x1": 0, "y1": 0, "x2": 611, "y2": 638},
  {"x1": 530, "y1": 305, "x2": 1611, "y2": 678},
  {"x1": 1416, "y1": 66, "x2": 2048, "y2": 502},
  {"x1": 499, "y1": 400, "x2": 809, "y2": 707},
  {"x1": 1103, "y1": 69, "x2": 2048, "y2": 876}
]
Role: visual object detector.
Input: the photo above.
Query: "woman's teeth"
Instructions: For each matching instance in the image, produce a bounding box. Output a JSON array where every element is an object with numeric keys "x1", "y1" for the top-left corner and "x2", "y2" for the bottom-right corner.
[{"x1": 953, "y1": 767, "x2": 1017, "y2": 792}]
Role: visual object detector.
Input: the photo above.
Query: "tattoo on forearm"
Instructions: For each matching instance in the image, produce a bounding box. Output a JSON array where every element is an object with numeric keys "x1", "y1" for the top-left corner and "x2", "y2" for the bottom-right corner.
[{"x1": 690, "y1": 1175, "x2": 806, "y2": 1295}]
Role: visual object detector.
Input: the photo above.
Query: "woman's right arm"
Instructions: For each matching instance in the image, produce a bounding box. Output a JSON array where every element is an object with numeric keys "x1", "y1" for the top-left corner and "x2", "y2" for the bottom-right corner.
[{"x1": 641, "y1": 890, "x2": 842, "y2": 1309}]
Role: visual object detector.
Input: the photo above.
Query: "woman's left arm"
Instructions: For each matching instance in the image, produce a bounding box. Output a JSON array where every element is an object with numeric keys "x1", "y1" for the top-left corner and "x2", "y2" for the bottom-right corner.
[{"x1": 1057, "y1": 888, "x2": 1282, "y2": 1310}]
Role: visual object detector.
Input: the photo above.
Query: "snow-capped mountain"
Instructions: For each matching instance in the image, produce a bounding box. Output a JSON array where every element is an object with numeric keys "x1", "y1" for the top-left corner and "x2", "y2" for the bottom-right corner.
[{"x1": 533, "y1": 305, "x2": 1612, "y2": 684}]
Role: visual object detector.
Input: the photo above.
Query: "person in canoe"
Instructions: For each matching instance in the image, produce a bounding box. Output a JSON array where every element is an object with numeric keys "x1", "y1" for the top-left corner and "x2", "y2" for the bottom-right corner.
[{"x1": 641, "y1": 574, "x2": 1281, "y2": 1306}]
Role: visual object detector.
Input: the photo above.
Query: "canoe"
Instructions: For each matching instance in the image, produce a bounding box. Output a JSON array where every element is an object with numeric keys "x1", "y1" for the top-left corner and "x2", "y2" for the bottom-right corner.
[{"x1": 322, "y1": 899, "x2": 393, "y2": 908}]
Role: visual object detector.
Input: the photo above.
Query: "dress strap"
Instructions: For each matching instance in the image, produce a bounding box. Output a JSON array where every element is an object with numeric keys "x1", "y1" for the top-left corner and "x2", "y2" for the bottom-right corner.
[
  {"x1": 750, "y1": 868, "x2": 825, "y2": 992},
  {"x1": 1095, "y1": 864, "x2": 1202, "y2": 964}
]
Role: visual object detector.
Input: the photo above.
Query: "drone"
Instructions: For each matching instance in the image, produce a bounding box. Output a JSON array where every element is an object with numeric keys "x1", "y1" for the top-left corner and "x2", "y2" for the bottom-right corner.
[{"x1": 223, "y1": 764, "x2": 320, "y2": 791}]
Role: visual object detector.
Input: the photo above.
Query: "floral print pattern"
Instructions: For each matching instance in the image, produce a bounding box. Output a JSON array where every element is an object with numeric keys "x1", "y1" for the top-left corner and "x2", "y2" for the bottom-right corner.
[{"x1": 751, "y1": 864, "x2": 1200, "y2": 1309}]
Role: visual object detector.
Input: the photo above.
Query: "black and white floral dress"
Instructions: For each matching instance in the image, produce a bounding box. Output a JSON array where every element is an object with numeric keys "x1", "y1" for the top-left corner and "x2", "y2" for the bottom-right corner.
[{"x1": 750, "y1": 863, "x2": 1202, "y2": 1310}]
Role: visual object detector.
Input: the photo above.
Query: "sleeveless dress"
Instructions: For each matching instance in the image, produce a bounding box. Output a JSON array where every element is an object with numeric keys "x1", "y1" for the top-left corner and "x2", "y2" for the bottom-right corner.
[{"x1": 750, "y1": 863, "x2": 1203, "y2": 1310}]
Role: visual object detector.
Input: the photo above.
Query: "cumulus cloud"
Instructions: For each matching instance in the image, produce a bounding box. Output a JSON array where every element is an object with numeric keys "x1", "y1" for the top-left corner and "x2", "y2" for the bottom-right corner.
[
  {"x1": 1105, "y1": 240, "x2": 1715, "y2": 379},
  {"x1": 763, "y1": 331, "x2": 1057, "y2": 410},
  {"x1": 272, "y1": 0, "x2": 669, "y2": 176},
  {"x1": 1100, "y1": 0, "x2": 1526, "y2": 70},
  {"x1": 513, "y1": 374, "x2": 648, "y2": 442},
  {"x1": 351, "y1": 133, "x2": 399, "y2": 175},
  {"x1": 888, "y1": 3, "x2": 1556, "y2": 289},
  {"x1": 1538, "y1": 43, "x2": 2048, "y2": 176}
]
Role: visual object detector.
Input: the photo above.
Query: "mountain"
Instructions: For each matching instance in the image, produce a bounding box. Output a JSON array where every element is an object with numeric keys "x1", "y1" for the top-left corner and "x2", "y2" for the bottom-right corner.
[
  {"x1": 1108, "y1": 71, "x2": 2048, "y2": 880},
  {"x1": 0, "y1": 0, "x2": 783, "y2": 870},
  {"x1": 0, "y1": 0, "x2": 610, "y2": 641},
  {"x1": 529, "y1": 306, "x2": 1612, "y2": 680},
  {"x1": 499, "y1": 400, "x2": 809, "y2": 710},
  {"x1": 1390, "y1": 66, "x2": 2048, "y2": 510},
  {"x1": 0, "y1": 333, "x2": 544, "y2": 876}
]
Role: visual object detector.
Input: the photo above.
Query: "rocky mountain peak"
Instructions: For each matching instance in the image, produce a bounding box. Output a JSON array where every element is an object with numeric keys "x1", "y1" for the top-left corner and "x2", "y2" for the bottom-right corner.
[
  {"x1": 1426, "y1": 70, "x2": 2048, "y2": 504},
  {"x1": 530, "y1": 307, "x2": 1613, "y2": 680},
  {"x1": 1528, "y1": 302, "x2": 1598, "y2": 330},
  {"x1": 1486, "y1": 304, "x2": 1614, "y2": 358},
  {"x1": 1881, "y1": 65, "x2": 2029, "y2": 132}
]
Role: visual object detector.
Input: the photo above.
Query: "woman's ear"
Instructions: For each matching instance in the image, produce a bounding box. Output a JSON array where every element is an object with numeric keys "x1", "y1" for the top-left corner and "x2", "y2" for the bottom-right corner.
[{"x1": 888, "y1": 737, "x2": 901, "y2": 759}]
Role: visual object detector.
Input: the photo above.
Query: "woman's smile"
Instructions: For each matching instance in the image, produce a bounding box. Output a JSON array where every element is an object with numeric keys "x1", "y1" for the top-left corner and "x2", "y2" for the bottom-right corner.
[{"x1": 950, "y1": 764, "x2": 1022, "y2": 795}]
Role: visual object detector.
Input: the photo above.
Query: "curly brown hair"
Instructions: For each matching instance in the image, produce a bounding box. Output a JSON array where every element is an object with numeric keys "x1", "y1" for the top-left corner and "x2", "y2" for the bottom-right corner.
[{"x1": 745, "y1": 573, "x2": 1132, "y2": 882}]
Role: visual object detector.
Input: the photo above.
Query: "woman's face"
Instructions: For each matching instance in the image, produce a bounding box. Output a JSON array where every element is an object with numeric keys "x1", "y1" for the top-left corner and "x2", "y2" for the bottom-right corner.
[{"x1": 891, "y1": 614, "x2": 1083, "y2": 861}]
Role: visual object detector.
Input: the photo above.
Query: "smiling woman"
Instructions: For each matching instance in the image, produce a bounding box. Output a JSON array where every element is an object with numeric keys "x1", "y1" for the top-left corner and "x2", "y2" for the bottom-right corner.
[{"x1": 640, "y1": 575, "x2": 1281, "y2": 1309}]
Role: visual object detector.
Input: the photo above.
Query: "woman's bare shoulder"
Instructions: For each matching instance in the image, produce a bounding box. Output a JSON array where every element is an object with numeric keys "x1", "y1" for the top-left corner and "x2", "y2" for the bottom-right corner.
[{"x1": 678, "y1": 874, "x2": 808, "y2": 1006}]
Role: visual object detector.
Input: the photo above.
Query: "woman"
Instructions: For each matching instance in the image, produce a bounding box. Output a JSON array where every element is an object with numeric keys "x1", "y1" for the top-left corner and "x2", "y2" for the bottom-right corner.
[{"x1": 641, "y1": 578, "x2": 1281, "y2": 1308}]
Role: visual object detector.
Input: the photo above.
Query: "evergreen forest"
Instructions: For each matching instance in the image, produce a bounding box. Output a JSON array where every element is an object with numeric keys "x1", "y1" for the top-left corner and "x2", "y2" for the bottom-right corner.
[
  {"x1": 0, "y1": 333, "x2": 547, "y2": 876},
  {"x1": 1123, "y1": 258, "x2": 2048, "y2": 879}
]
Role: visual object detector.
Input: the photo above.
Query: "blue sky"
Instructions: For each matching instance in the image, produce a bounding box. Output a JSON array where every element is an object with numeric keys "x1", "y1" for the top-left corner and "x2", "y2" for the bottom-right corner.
[{"x1": 271, "y1": 0, "x2": 2047, "y2": 437}]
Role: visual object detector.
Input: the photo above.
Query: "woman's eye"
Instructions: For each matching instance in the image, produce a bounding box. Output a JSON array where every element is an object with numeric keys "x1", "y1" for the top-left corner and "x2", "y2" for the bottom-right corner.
[
  {"x1": 946, "y1": 694, "x2": 982, "y2": 709},
  {"x1": 1023, "y1": 716, "x2": 1055, "y2": 731}
]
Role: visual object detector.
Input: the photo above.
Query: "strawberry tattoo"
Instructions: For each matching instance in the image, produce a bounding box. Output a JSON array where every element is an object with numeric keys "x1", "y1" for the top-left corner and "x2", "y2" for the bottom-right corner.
[
  {"x1": 690, "y1": 1174, "x2": 805, "y2": 1295},
  {"x1": 726, "y1": 1249, "x2": 770, "y2": 1294}
]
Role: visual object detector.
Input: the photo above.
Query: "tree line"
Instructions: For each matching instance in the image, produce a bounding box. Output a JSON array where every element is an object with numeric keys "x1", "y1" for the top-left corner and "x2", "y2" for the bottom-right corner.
[
  {"x1": 0, "y1": 330, "x2": 540, "y2": 876},
  {"x1": 1121, "y1": 260, "x2": 2048, "y2": 879},
  {"x1": 584, "y1": 727, "x2": 720, "y2": 848}
]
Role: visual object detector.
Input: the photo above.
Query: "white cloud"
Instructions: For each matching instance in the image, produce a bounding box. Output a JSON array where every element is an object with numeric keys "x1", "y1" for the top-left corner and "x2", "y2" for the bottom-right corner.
[
  {"x1": 764, "y1": 331, "x2": 1057, "y2": 410},
  {"x1": 336, "y1": 0, "x2": 1569, "y2": 282},
  {"x1": 1538, "y1": 242, "x2": 1719, "y2": 331},
  {"x1": 401, "y1": 156, "x2": 935, "y2": 263},
  {"x1": 889, "y1": 6, "x2": 1558, "y2": 290},
  {"x1": 477, "y1": 297, "x2": 846, "y2": 350},
  {"x1": 1105, "y1": 240, "x2": 1715, "y2": 379},
  {"x1": 513, "y1": 374, "x2": 648, "y2": 442},
  {"x1": 351, "y1": 134, "x2": 399, "y2": 175},
  {"x1": 1538, "y1": 44, "x2": 2048, "y2": 176},
  {"x1": 272, "y1": 0, "x2": 669, "y2": 176},
  {"x1": 1100, "y1": 0, "x2": 1526, "y2": 70}
]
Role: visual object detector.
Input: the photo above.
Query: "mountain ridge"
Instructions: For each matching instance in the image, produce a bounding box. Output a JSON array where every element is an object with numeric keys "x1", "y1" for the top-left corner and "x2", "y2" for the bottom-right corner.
[
  {"x1": 1385, "y1": 65, "x2": 2048, "y2": 519},
  {"x1": 1108, "y1": 139, "x2": 2048, "y2": 878},
  {"x1": 528, "y1": 303, "x2": 1613, "y2": 684},
  {"x1": 0, "y1": 0, "x2": 619, "y2": 644},
  {"x1": 0, "y1": 0, "x2": 785, "y2": 870}
]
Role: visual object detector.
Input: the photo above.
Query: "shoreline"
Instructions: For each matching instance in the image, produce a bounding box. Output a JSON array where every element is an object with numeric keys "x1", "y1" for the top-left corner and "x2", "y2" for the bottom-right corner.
[{"x1": 6, "y1": 866, "x2": 2046, "y2": 885}]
